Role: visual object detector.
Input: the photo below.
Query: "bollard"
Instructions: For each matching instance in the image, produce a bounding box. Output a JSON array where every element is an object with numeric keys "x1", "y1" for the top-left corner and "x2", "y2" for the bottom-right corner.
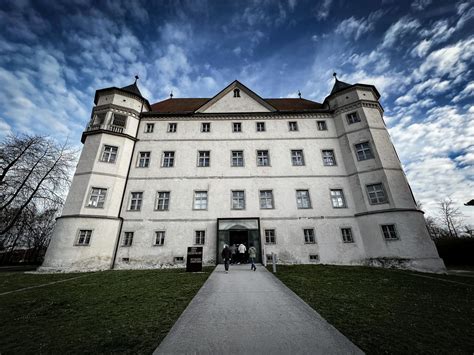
[{"x1": 272, "y1": 252, "x2": 277, "y2": 273}]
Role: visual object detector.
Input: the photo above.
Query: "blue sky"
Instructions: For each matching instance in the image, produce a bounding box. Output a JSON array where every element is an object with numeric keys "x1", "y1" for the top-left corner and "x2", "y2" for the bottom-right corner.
[{"x1": 0, "y1": 0, "x2": 473, "y2": 223}]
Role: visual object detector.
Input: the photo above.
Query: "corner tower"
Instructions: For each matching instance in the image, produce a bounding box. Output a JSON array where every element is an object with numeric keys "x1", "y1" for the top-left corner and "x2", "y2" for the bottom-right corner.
[
  {"x1": 41, "y1": 79, "x2": 151, "y2": 271},
  {"x1": 326, "y1": 74, "x2": 445, "y2": 272}
]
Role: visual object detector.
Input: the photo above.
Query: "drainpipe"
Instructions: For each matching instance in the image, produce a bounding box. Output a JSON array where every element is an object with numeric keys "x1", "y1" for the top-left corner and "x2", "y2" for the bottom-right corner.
[{"x1": 110, "y1": 99, "x2": 144, "y2": 269}]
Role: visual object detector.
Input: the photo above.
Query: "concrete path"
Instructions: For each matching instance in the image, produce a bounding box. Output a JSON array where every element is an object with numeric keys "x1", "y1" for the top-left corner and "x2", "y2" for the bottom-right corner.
[{"x1": 155, "y1": 264, "x2": 362, "y2": 355}]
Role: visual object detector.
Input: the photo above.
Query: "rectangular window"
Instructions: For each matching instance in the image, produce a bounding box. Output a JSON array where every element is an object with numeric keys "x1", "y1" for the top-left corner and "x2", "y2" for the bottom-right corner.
[
  {"x1": 341, "y1": 228, "x2": 354, "y2": 243},
  {"x1": 346, "y1": 112, "x2": 361, "y2": 124},
  {"x1": 382, "y1": 224, "x2": 398, "y2": 240},
  {"x1": 122, "y1": 232, "x2": 134, "y2": 246},
  {"x1": 232, "y1": 190, "x2": 245, "y2": 210},
  {"x1": 95, "y1": 112, "x2": 106, "y2": 125},
  {"x1": 87, "y1": 187, "x2": 107, "y2": 208},
  {"x1": 296, "y1": 190, "x2": 311, "y2": 209},
  {"x1": 367, "y1": 183, "x2": 388, "y2": 204},
  {"x1": 155, "y1": 191, "x2": 170, "y2": 211},
  {"x1": 355, "y1": 142, "x2": 374, "y2": 161},
  {"x1": 257, "y1": 150, "x2": 270, "y2": 166},
  {"x1": 304, "y1": 229, "x2": 315, "y2": 243},
  {"x1": 145, "y1": 123, "x2": 154, "y2": 133},
  {"x1": 195, "y1": 230, "x2": 205, "y2": 245},
  {"x1": 168, "y1": 122, "x2": 177, "y2": 133},
  {"x1": 317, "y1": 121, "x2": 327, "y2": 131},
  {"x1": 291, "y1": 150, "x2": 305, "y2": 166},
  {"x1": 233, "y1": 122, "x2": 242, "y2": 132},
  {"x1": 174, "y1": 256, "x2": 184, "y2": 263},
  {"x1": 330, "y1": 189, "x2": 347, "y2": 208},
  {"x1": 129, "y1": 192, "x2": 143, "y2": 211},
  {"x1": 231, "y1": 150, "x2": 244, "y2": 167},
  {"x1": 259, "y1": 190, "x2": 274, "y2": 209},
  {"x1": 322, "y1": 150, "x2": 336, "y2": 166},
  {"x1": 162, "y1": 151, "x2": 175, "y2": 167},
  {"x1": 198, "y1": 151, "x2": 210, "y2": 167},
  {"x1": 101, "y1": 145, "x2": 118, "y2": 163},
  {"x1": 138, "y1": 151, "x2": 151, "y2": 168},
  {"x1": 112, "y1": 113, "x2": 127, "y2": 127},
  {"x1": 76, "y1": 230, "x2": 92, "y2": 246},
  {"x1": 265, "y1": 229, "x2": 276, "y2": 244},
  {"x1": 309, "y1": 254, "x2": 319, "y2": 262},
  {"x1": 256, "y1": 121, "x2": 266, "y2": 132},
  {"x1": 201, "y1": 122, "x2": 211, "y2": 132},
  {"x1": 194, "y1": 191, "x2": 208, "y2": 210},
  {"x1": 289, "y1": 121, "x2": 298, "y2": 131},
  {"x1": 154, "y1": 231, "x2": 165, "y2": 245}
]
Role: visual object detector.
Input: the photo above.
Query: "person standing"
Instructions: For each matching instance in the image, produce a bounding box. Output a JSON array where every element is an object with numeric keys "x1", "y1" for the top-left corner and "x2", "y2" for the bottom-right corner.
[
  {"x1": 230, "y1": 244, "x2": 237, "y2": 264},
  {"x1": 238, "y1": 243, "x2": 246, "y2": 264},
  {"x1": 248, "y1": 244, "x2": 257, "y2": 271},
  {"x1": 221, "y1": 245, "x2": 232, "y2": 273}
]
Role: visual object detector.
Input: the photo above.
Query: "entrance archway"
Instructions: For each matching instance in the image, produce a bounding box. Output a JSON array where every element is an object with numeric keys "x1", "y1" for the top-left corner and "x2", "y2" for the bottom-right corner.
[{"x1": 216, "y1": 218, "x2": 261, "y2": 264}]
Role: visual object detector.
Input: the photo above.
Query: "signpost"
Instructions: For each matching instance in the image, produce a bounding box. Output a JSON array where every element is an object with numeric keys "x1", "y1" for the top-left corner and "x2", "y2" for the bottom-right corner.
[{"x1": 186, "y1": 246, "x2": 203, "y2": 272}]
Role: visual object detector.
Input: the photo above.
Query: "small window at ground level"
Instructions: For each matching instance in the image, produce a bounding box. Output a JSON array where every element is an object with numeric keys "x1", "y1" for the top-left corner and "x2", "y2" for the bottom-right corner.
[
  {"x1": 122, "y1": 257, "x2": 130, "y2": 262},
  {"x1": 309, "y1": 254, "x2": 319, "y2": 262},
  {"x1": 266, "y1": 254, "x2": 276, "y2": 263},
  {"x1": 382, "y1": 224, "x2": 398, "y2": 240},
  {"x1": 174, "y1": 256, "x2": 185, "y2": 263},
  {"x1": 76, "y1": 230, "x2": 92, "y2": 246}
]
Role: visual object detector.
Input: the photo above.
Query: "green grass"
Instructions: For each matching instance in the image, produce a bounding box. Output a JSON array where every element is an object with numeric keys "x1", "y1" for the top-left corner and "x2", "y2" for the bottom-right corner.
[
  {"x1": 0, "y1": 267, "x2": 213, "y2": 354},
  {"x1": 270, "y1": 265, "x2": 474, "y2": 354}
]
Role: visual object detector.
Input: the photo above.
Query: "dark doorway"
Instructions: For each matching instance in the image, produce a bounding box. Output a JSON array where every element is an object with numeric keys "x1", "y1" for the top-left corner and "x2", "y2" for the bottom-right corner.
[{"x1": 229, "y1": 230, "x2": 248, "y2": 247}]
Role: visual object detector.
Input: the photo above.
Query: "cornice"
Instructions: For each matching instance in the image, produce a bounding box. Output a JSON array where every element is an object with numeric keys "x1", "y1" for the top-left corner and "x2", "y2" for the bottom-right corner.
[
  {"x1": 334, "y1": 100, "x2": 384, "y2": 115},
  {"x1": 140, "y1": 112, "x2": 333, "y2": 121},
  {"x1": 93, "y1": 104, "x2": 141, "y2": 118}
]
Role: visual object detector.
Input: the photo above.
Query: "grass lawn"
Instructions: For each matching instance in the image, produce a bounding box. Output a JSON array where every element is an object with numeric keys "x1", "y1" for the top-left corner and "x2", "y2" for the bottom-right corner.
[
  {"x1": 270, "y1": 265, "x2": 474, "y2": 354},
  {"x1": 0, "y1": 267, "x2": 214, "y2": 354}
]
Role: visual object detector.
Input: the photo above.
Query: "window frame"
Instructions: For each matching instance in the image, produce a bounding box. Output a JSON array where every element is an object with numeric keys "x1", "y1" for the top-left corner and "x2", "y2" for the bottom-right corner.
[
  {"x1": 381, "y1": 224, "x2": 399, "y2": 240},
  {"x1": 194, "y1": 230, "x2": 206, "y2": 245},
  {"x1": 256, "y1": 121, "x2": 266, "y2": 132},
  {"x1": 303, "y1": 228, "x2": 316, "y2": 244},
  {"x1": 288, "y1": 121, "x2": 298, "y2": 131},
  {"x1": 259, "y1": 189, "x2": 274, "y2": 209},
  {"x1": 100, "y1": 145, "x2": 118, "y2": 164},
  {"x1": 330, "y1": 189, "x2": 347, "y2": 208},
  {"x1": 346, "y1": 111, "x2": 361, "y2": 125},
  {"x1": 231, "y1": 190, "x2": 246, "y2": 210},
  {"x1": 321, "y1": 149, "x2": 337, "y2": 166},
  {"x1": 341, "y1": 228, "x2": 354, "y2": 243},
  {"x1": 296, "y1": 189, "x2": 312, "y2": 209},
  {"x1": 75, "y1": 229, "x2": 92, "y2": 246},
  {"x1": 316, "y1": 120, "x2": 327, "y2": 131},
  {"x1": 309, "y1": 254, "x2": 320, "y2": 262},
  {"x1": 161, "y1": 151, "x2": 175, "y2": 168},
  {"x1": 232, "y1": 122, "x2": 242, "y2": 133},
  {"x1": 129, "y1": 191, "x2": 143, "y2": 211},
  {"x1": 122, "y1": 231, "x2": 134, "y2": 247},
  {"x1": 201, "y1": 122, "x2": 211, "y2": 133},
  {"x1": 354, "y1": 141, "x2": 374, "y2": 161},
  {"x1": 256, "y1": 149, "x2": 270, "y2": 167},
  {"x1": 167, "y1": 122, "x2": 177, "y2": 133},
  {"x1": 137, "y1": 151, "x2": 151, "y2": 168},
  {"x1": 112, "y1": 113, "x2": 127, "y2": 128},
  {"x1": 193, "y1": 190, "x2": 208, "y2": 210},
  {"x1": 366, "y1": 183, "x2": 388, "y2": 205},
  {"x1": 145, "y1": 123, "x2": 154, "y2": 133},
  {"x1": 86, "y1": 187, "x2": 107, "y2": 208},
  {"x1": 264, "y1": 229, "x2": 276, "y2": 244},
  {"x1": 155, "y1": 191, "x2": 170, "y2": 211},
  {"x1": 291, "y1": 149, "x2": 305, "y2": 166},
  {"x1": 154, "y1": 230, "x2": 166, "y2": 246},
  {"x1": 197, "y1": 150, "x2": 211, "y2": 167},
  {"x1": 231, "y1": 150, "x2": 244, "y2": 167}
]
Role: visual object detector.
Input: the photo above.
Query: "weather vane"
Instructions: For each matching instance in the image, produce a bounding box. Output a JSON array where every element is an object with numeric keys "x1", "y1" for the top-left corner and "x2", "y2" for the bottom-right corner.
[
  {"x1": 134, "y1": 75, "x2": 139, "y2": 84},
  {"x1": 170, "y1": 91, "x2": 174, "y2": 99}
]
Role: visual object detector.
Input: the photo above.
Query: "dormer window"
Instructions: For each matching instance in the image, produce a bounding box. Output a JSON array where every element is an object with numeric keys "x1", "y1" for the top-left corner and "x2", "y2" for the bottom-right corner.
[{"x1": 233, "y1": 88, "x2": 240, "y2": 98}]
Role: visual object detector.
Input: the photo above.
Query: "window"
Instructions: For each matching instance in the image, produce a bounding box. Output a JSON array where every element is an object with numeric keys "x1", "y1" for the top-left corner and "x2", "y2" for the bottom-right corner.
[
  {"x1": 341, "y1": 228, "x2": 354, "y2": 243},
  {"x1": 304, "y1": 229, "x2": 315, "y2": 243},
  {"x1": 309, "y1": 254, "x2": 319, "y2": 262},
  {"x1": 195, "y1": 230, "x2": 205, "y2": 245},
  {"x1": 265, "y1": 229, "x2": 276, "y2": 244},
  {"x1": 122, "y1": 232, "x2": 134, "y2": 246},
  {"x1": 330, "y1": 189, "x2": 346, "y2": 208},
  {"x1": 168, "y1": 122, "x2": 177, "y2": 133},
  {"x1": 266, "y1": 254, "x2": 275, "y2": 263},
  {"x1": 346, "y1": 112, "x2": 361, "y2": 124},
  {"x1": 291, "y1": 150, "x2": 305, "y2": 166},
  {"x1": 382, "y1": 224, "x2": 398, "y2": 240},
  {"x1": 257, "y1": 150, "x2": 270, "y2": 166},
  {"x1": 233, "y1": 122, "x2": 242, "y2": 132},
  {"x1": 129, "y1": 192, "x2": 143, "y2": 211},
  {"x1": 145, "y1": 123, "x2": 154, "y2": 133},
  {"x1": 198, "y1": 151, "x2": 210, "y2": 167},
  {"x1": 233, "y1": 88, "x2": 240, "y2": 97},
  {"x1": 162, "y1": 151, "x2": 175, "y2": 167},
  {"x1": 322, "y1": 150, "x2": 336, "y2": 166},
  {"x1": 289, "y1": 121, "x2": 298, "y2": 131},
  {"x1": 138, "y1": 152, "x2": 151, "y2": 168},
  {"x1": 155, "y1": 191, "x2": 170, "y2": 211},
  {"x1": 232, "y1": 190, "x2": 245, "y2": 210},
  {"x1": 256, "y1": 122, "x2": 266, "y2": 132},
  {"x1": 201, "y1": 122, "x2": 211, "y2": 132},
  {"x1": 367, "y1": 183, "x2": 388, "y2": 204},
  {"x1": 231, "y1": 150, "x2": 244, "y2": 167},
  {"x1": 94, "y1": 112, "x2": 106, "y2": 125},
  {"x1": 174, "y1": 256, "x2": 184, "y2": 263},
  {"x1": 296, "y1": 190, "x2": 311, "y2": 209},
  {"x1": 154, "y1": 231, "x2": 165, "y2": 245},
  {"x1": 101, "y1": 145, "x2": 118, "y2": 163},
  {"x1": 87, "y1": 187, "x2": 107, "y2": 208},
  {"x1": 355, "y1": 142, "x2": 374, "y2": 161},
  {"x1": 76, "y1": 230, "x2": 92, "y2": 246},
  {"x1": 194, "y1": 191, "x2": 208, "y2": 210},
  {"x1": 112, "y1": 113, "x2": 127, "y2": 127},
  {"x1": 317, "y1": 121, "x2": 327, "y2": 131},
  {"x1": 259, "y1": 190, "x2": 274, "y2": 209}
]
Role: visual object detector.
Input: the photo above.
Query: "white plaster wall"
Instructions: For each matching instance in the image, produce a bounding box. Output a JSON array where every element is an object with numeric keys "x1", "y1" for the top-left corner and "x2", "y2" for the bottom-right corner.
[
  {"x1": 97, "y1": 92, "x2": 144, "y2": 113},
  {"x1": 201, "y1": 90, "x2": 272, "y2": 113}
]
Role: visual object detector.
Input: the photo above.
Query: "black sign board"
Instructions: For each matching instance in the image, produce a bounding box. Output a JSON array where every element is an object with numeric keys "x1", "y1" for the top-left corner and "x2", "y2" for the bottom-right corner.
[{"x1": 186, "y1": 246, "x2": 203, "y2": 272}]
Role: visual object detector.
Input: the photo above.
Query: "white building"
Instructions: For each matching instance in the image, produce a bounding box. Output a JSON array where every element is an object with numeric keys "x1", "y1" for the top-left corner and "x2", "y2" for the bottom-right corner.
[{"x1": 41, "y1": 78, "x2": 446, "y2": 273}]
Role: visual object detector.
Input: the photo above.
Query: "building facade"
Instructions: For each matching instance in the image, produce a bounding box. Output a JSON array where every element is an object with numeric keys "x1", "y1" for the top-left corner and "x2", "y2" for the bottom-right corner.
[{"x1": 41, "y1": 78, "x2": 446, "y2": 273}]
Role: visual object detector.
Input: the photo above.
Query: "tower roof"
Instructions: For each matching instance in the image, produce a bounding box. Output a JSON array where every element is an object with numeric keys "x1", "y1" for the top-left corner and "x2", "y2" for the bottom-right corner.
[
  {"x1": 120, "y1": 82, "x2": 143, "y2": 98},
  {"x1": 330, "y1": 77, "x2": 352, "y2": 95}
]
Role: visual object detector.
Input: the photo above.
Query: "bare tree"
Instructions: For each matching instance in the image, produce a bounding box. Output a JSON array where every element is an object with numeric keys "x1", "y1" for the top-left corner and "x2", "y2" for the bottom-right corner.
[
  {"x1": 0, "y1": 134, "x2": 76, "y2": 259},
  {"x1": 437, "y1": 198, "x2": 464, "y2": 238}
]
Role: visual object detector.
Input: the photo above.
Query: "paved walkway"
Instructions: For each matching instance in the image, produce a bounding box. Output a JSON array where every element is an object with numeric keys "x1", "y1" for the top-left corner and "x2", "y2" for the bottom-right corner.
[{"x1": 155, "y1": 264, "x2": 362, "y2": 355}]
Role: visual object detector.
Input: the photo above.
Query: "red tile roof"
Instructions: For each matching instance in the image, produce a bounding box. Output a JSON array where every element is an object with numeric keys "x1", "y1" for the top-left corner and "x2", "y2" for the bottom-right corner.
[{"x1": 149, "y1": 97, "x2": 323, "y2": 114}]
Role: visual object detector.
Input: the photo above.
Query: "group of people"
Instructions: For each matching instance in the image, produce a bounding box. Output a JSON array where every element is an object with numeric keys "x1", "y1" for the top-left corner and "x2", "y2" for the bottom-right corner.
[{"x1": 221, "y1": 243, "x2": 257, "y2": 273}]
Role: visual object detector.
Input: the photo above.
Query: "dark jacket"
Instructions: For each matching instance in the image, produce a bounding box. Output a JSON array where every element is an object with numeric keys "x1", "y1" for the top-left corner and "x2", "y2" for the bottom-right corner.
[{"x1": 221, "y1": 247, "x2": 232, "y2": 260}]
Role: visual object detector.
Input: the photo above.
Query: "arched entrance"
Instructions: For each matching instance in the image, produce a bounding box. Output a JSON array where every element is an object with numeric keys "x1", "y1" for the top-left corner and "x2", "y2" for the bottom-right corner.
[{"x1": 216, "y1": 218, "x2": 261, "y2": 264}]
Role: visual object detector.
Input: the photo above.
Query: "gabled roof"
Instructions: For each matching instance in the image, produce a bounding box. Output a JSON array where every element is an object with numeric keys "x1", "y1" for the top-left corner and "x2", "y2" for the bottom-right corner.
[
  {"x1": 121, "y1": 82, "x2": 143, "y2": 97},
  {"x1": 330, "y1": 78, "x2": 352, "y2": 95}
]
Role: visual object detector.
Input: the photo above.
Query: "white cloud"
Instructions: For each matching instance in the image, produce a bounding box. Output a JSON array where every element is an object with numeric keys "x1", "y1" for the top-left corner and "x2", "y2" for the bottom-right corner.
[
  {"x1": 315, "y1": 0, "x2": 333, "y2": 21},
  {"x1": 381, "y1": 17, "x2": 420, "y2": 48},
  {"x1": 233, "y1": 46, "x2": 242, "y2": 56},
  {"x1": 411, "y1": 0, "x2": 432, "y2": 11},
  {"x1": 452, "y1": 81, "x2": 474, "y2": 102},
  {"x1": 335, "y1": 11, "x2": 383, "y2": 40}
]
